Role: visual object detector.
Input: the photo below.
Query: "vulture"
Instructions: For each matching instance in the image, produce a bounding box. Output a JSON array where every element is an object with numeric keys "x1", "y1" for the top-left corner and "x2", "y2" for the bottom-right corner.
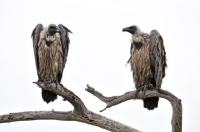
[
  {"x1": 122, "y1": 25, "x2": 167, "y2": 110},
  {"x1": 31, "y1": 23, "x2": 72, "y2": 103}
]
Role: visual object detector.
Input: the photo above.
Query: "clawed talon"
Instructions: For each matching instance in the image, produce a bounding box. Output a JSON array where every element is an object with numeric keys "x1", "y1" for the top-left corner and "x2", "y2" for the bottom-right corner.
[
  {"x1": 38, "y1": 78, "x2": 50, "y2": 86},
  {"x1": 134, "y1": 84, "x2": 153, "y2": 99},
  {"x1": 38, "y1": 78, "x2": 63, "y2": 89},
  {"x1": 59, "y1": 83, "x2": 64, "y2": 87},
  {"x1": 148, "y1": 84, "x2": 153, "y2": 88},
  {"x1": 52, "y1": 80, "x2": 59, "y2": 88},
  {"x1": 38, "y1": 78, "x2": 61, "y2": 87}
]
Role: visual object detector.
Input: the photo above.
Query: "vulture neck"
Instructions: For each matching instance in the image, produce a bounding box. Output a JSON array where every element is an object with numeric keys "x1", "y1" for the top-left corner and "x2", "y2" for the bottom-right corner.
[
  {"x1": 134, "y1": 42, "x2": 143, "y2": 50},
  {"x1": 132, "y1": 34, "x2": 143, "y2": 50},
  {"x1": 45, "y1": 34, "x2": 56, "y2": 46}
]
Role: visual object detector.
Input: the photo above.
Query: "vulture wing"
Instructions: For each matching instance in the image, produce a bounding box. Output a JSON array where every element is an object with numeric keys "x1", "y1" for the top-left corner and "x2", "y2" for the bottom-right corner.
[
  {"x1": 57, "y1": 24, "x2": 72, "y2": 82},
  {"x1": 149, "y1": 30, "x2": 167, "y2": 89},
  {"x1": 31, "y1": 24, "x2": 43, "y2": 78}
]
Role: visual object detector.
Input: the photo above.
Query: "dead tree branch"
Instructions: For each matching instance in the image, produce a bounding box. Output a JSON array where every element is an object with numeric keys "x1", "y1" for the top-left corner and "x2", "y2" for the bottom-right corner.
[
  {"x1": 0, "y1": 82, "x2": 140, "y2": 132},
  {"x1": 86, "y1": 84, "x2": 182, "y2": 132}
]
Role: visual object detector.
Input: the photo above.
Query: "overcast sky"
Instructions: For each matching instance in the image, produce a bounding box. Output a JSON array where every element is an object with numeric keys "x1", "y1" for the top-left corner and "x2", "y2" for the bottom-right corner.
[{"x1": 0, "y1": 0, "x2": 200, "y2": 132}]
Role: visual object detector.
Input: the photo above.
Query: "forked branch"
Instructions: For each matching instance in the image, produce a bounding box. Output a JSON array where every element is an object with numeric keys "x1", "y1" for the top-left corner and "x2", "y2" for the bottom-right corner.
[
  {"x1": 86, "y1": 84, "x2": 182, "y2": 132},
  {"x1": 0, "y1": 82, "x2": 140, "y2": 132}
]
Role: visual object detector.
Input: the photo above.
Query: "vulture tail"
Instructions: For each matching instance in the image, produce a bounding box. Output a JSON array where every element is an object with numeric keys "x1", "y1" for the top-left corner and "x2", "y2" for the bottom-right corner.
[
  {"x1": 42, "y1": 89, "x2": 57, "y2": 103},
  {"x1": 143, "y1": 97, "x2": 159, "y2": 110}
]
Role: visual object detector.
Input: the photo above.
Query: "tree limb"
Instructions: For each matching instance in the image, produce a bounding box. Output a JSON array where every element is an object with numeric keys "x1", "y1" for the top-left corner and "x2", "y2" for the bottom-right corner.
[
  {"x1": 33, "y1": 81, "x2": 87, "y2": 115},
  {"x1": 86, "y1": 84, "x2": 182, "y2": 132},
  {"x1": 0, "y1": 82, "x2": 140, "y2": 132},
  {"x1": 0, "y1": 110, "x2": 140, "y2": 132}
]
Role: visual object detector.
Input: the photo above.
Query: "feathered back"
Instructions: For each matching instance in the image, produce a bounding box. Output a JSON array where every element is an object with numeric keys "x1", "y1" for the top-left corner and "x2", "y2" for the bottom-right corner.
[
  {"x1": 58, "y1": 24, "x2": 72, "y2": 70},
  {"x1": 31, "y1": 24, "x2": 43, "y2": 77},
  {"x1": 149, "y1": 30, "x2": 167, "y2": 89}
]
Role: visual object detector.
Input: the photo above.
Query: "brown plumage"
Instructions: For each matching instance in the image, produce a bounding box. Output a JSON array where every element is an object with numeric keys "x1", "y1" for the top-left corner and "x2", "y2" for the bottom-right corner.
[
  {"x1": 31, "y1": 23, "x2": 72, "y2": 103},
  {"x1": 123, "y1": 25, "x2": 167, "y2": 110}
]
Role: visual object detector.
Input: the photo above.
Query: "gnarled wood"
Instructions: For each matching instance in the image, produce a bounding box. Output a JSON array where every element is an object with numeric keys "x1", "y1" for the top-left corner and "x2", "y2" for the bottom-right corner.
[
  {"x1": 0, "y1": 82, "x2": 140, "y2": 132},
  {"x1": 86, "y1": 84, "x2": 182, "y2": 132},
  {"x1": 0, "y1": 81, "x2": 181, "y2": 132},
  {"x1": 0, "y1": 110, "x2": 140, "y2": 132}
]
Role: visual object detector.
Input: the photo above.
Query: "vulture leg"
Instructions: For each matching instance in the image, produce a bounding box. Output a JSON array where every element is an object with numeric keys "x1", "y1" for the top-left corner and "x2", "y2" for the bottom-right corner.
[{"x1": 134, "y1": 84, "x2": 153, "y2": 99}]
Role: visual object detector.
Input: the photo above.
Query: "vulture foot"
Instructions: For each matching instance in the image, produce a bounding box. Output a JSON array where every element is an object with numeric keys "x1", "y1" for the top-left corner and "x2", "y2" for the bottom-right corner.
[
  {"x1": 52, "y1": 80, "x2": 64, "y2": 88},
  {"x1": 52, "y1": 80, "x2": 59, "y2": 88},
  {"x1": 134, "y1": 84, "x2": 153, "y2": 99},
  {"x1": 38, "y1": 78, "x2": 51, "y2": 86}
]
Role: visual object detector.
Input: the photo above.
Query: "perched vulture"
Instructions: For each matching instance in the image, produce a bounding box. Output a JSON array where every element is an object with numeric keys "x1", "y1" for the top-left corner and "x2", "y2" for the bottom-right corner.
[
  {"x1": 122, "y1": 25, "x2": 167, "y2": 110},
  {"x1": 31, "y1": 24, "x2": 72, "y2": 103}
]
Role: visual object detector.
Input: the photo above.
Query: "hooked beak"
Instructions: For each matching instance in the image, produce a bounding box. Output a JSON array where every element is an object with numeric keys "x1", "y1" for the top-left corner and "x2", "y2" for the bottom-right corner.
[
  {"x1": 56, "y1": 28, "x2": 60, "y2": 32},
  {"x1": 122, "y1": 27, "x2": 135, "y2": 35},
  {"x1": 122, "y1": 27, "x2": 131, "y2": 32}
]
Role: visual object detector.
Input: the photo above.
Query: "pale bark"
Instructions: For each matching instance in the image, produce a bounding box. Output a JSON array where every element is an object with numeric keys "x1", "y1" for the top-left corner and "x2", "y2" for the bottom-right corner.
[
  {"x1": 0, "y1": 82, "x2": 140, "y2": 132},
  {"x1": 0, "y1": 81, "x2": 182, "y2": 132},
  {"x1": 86, "y1": 84, "x2": 182, "y2": 132}
]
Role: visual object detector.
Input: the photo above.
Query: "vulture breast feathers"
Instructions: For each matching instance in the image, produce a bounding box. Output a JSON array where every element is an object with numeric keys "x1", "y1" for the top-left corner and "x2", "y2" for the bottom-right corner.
[
  {"x1": 31, "y1": 24, "x2": 72, "y2": 103},
  {"x1": 122, "y1": 25, "x2": 167, "y2": 110}
]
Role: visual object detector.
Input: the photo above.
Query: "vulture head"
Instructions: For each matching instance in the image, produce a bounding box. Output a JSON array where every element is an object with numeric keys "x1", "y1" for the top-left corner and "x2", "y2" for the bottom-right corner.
[
  {"x1": 122, "y1": 25, "x2": 141, "y2": 35},
  {"x1": 47, "y1": 24, "x2": 60, "y2": 35}
]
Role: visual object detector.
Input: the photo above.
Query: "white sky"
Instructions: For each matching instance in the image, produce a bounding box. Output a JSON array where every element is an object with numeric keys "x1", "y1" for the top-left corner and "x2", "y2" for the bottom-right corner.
[{"x1": 0, "y1": 0, "x2": 200, "y2": 132}]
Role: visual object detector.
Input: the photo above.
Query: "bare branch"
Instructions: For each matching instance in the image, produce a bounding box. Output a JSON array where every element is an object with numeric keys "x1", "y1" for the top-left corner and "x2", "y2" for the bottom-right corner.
[
  {"x1": 12, "y1": 81, "x2": 140, "y2": 132},
  {"x1": 0, "y1": 81, "x2": 181, "y2": 132},
  {"x1": 0, "y1": 110, "x2": 140, "y2": 132},
  {"x1": 33, "y1": 81, "x2": 87, "y2": 114},
  {"x1": 0, "y1": 111, "x2": 73, "y2": 123},
  {"x1": 86, "y1": 84, "x2": 182, "y2": 132}
]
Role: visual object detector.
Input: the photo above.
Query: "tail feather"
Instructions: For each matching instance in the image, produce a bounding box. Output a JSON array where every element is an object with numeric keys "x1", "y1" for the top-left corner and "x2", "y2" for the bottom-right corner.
[
  {"x1": 143, "y1": 97, "x2": 159, "y2": 110},
  {"x1": 42, "y1": 89, "x2": 57, "y2": 103}
]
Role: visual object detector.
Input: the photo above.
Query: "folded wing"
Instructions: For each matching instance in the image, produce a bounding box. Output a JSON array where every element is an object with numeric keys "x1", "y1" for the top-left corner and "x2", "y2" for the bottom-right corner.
[
  {"x1": 149, "y1": 30, "x2": 167, "y2": 89},
  {"x1": 31, "y1": 24, "x2": 43, "y2": 78}
]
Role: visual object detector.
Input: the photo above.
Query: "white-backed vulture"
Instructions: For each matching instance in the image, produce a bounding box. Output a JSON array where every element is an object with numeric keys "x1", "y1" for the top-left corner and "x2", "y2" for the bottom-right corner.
[
  {"x1": 122, "y1": 25, "x2": 167, "y2": 110},
  {"x1": 31, "y1": 23, "x2": 72, "y2": 103}
]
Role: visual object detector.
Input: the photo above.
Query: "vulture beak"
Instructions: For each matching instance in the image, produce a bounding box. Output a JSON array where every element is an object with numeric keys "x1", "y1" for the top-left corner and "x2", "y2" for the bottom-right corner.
[
  {"x1": 56, "y1": 28, "x2": 60, "y2": 32},
  {"x1": 122, "y1": 27, "x2": 135, "y2": 35},
  {"x1": 122, "y1": 27, "x2": 131, "y2": 32}
]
